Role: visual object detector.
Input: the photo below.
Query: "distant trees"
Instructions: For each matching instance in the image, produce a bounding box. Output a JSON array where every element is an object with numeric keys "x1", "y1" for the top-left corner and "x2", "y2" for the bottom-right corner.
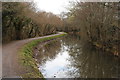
[
  {"x1": 64, "y1": 2, "x2": 120, "y2": 56},
  {"x1": 2, "y1": 2, "x2": 63, "y2": 43},
  {"x1": 2, "y1": 2, "x2": 120, "y2": 56}
]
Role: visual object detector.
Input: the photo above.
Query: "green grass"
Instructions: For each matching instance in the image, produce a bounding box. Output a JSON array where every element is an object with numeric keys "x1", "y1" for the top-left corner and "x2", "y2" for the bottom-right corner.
[{"x1": 19, "y1": 33, "x2": 67, "y2": 78}]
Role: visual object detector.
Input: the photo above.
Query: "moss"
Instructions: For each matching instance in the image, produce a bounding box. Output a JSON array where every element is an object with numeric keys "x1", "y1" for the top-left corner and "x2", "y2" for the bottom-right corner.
[{"x1": 19, "y1": 33, "x2": 67, "y2": 78}]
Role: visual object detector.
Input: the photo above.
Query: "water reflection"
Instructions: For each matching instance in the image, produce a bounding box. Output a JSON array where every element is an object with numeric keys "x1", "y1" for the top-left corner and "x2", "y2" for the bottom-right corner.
[
  {"x1": 34, "y1": 39, "x2": 61, "y2": 65},
  {"x1": 34, "y1": 35, "x2": 120, "y2": 78}
]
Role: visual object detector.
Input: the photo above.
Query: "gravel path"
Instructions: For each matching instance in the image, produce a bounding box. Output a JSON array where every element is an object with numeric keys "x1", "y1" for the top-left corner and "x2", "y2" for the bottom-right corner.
[{"x1": 2, "y1": 33, "x2": 64, "y2": 78}]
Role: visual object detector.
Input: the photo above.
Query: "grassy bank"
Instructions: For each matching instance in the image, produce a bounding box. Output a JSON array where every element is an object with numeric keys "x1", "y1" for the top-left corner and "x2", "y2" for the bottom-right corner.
[{"x1": 19, "y1": 33, "x2": 67, "y2": 78}]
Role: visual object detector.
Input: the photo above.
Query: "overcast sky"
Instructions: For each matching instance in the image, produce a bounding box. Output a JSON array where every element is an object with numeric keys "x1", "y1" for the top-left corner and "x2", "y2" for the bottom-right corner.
[{"x1": 33, "y1": 0, "x2": 75, "y2": 14}]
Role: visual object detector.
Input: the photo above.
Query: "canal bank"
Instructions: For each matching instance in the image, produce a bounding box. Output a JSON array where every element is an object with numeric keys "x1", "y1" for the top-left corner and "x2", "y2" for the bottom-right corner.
[
  {"x1": 34, "y1": 34, "x2": 120, "y2": 78},
  {"x1": 19, "y1": 32, "x2": 67, "y2": 78}
]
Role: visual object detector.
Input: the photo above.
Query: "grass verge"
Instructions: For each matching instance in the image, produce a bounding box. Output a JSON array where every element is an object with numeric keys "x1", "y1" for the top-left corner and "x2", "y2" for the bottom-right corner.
[{"x1": 19, "y1": 33, "x2": 67, "y2": 78}]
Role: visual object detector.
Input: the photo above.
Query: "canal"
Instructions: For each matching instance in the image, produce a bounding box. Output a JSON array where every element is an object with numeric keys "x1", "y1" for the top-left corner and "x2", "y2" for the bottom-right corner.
[{"x1": 34, "y1": 34, "x2": 120, "y2": 78}]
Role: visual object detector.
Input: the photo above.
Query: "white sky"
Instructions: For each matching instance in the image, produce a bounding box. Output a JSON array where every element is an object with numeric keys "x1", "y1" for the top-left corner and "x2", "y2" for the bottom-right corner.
[{"x1": 34, "y1": 0, "x2": 75, "y2": 14}]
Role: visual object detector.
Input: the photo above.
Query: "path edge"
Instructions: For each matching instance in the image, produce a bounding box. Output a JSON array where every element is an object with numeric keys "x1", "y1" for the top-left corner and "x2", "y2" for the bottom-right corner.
[{"x1": 18, "y1": 33, "x2": 67, "y2": 78}]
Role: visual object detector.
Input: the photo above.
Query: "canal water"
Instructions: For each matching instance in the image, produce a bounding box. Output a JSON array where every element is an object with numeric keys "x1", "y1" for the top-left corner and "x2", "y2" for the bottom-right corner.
[{"x1": 34, "y1": 34, "x2": 120, "y2": 78}]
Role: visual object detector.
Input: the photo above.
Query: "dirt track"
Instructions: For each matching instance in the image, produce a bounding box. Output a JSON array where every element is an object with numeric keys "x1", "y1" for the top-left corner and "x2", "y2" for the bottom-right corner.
[{"x1": 2, "y1": 33, "x2": 64, "y2": 78}]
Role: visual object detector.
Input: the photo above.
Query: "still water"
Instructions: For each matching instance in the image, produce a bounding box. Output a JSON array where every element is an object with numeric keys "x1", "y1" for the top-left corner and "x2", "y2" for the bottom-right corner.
[{"x1": 34, "y1": 35, "x2": 120, "y2": 78}]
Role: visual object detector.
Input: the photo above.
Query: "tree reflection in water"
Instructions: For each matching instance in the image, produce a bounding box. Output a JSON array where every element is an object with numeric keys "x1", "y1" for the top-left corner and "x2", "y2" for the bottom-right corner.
[
  {"x1": 34, "y1": 34, "x2": 120, "y2": 78},
  {"x1": 33, "y1": 39, "x2": 62, "y2": 65},
  {"x1": 63, "y1": 35, "x2": 120, "y2": 78}
]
